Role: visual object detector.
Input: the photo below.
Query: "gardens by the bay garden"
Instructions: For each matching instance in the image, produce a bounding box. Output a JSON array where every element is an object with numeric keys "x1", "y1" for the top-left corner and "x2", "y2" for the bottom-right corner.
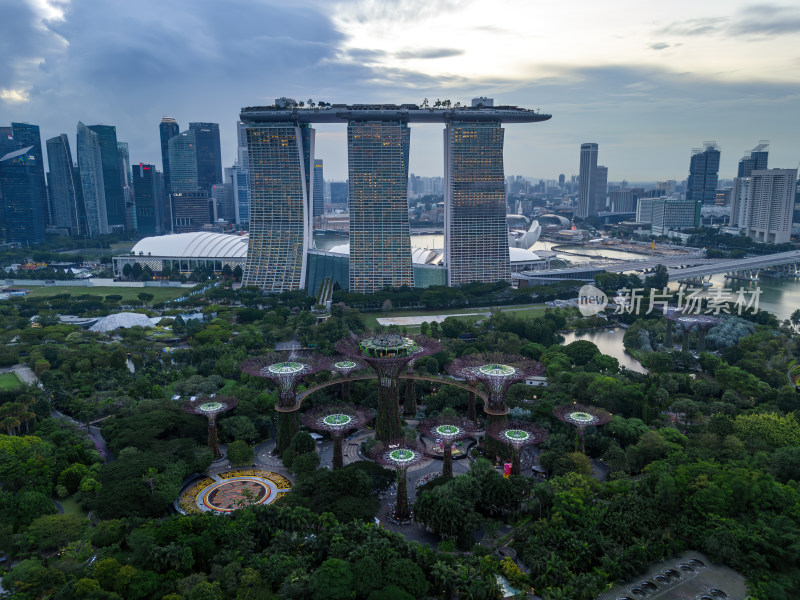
[{"x1": 2, "y1": 280, "x2": 800, "y2": 600}]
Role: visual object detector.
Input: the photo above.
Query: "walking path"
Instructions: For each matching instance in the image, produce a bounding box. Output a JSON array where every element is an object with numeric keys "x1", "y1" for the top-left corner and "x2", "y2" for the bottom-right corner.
[{"x1": 0, "y1": 363, "x2": 42, "y2": 388}]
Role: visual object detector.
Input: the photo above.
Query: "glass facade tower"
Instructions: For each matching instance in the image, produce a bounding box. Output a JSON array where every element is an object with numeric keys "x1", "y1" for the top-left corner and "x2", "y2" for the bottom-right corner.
[
  {"x1": 188, "y1": 122, "x2": 223, "y2": 192},
  {"x1": 313, "y1": 159, "x2": 324, "y2": 218},
  {"x1": 242, "y1": 122, "x2": 314, "y2": 291},
  {"x1": 347, "y1": 120, "x2": 413, "y2": 293},
  {"x1": 0, "y1": 146, "x2": 47, "y2": 244},
  {"x1": 87, "y1": 125, "x2": 126, "y2": 230},
  {"x1": 131, "y1": 163, "x2": 159, "y2": 235},
  {"x1": 46, "y1": 134, "x2": 85, "y2": 234},
  {"x1": 444, "y1": 121, "x2": 510, "y2": 285},
  {"x1": 77, "y1": 122, "x2": 109, "y2": 236},
  {"x1": 159, "y1": 117, "x2": 179, "y2": 193},
  {"x1": 687, "y1": 142, "x2": 721, "y2": 206}
]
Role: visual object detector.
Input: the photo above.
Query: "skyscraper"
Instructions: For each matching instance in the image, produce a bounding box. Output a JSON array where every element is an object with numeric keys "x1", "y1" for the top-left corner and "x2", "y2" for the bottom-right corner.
[
  {"x1": 87, "y1": 125, "x2": 126, "y2": 230},
  {"x1": 0, "y1": 146, "x2": 47, "y2": 244},
  {"x1": 211, "y1": 182, "x2": 235, "y2": 223},
  {"x1": 730, "y1": 176, "x2": 751, "y2": 228},
  {"x1": 168, "y1": 129, "x2": 199, "y2": 193},
  {"x1": 117, "y1": 141, "x2": 135, "y2": 230},
  {"x1": 577, "y1": 143, "x2": 598, "y2": 218},
  {"x1": 46, "y1": 134, "x2": 85, "y2": 235},
  {"x1": 77, "y1": 122, "x2": 109, "y2": 236},
  {"x1": 737, "y1": 141, "x2": 769, "y2": 177},
  {"x1": 5, "y1": 123, "x2": 48, "y2": 228},
  {"x1": 444, "y1": 121, "x2": 510, "y2": 285},
  {"x1": 348, "y1": 120, "x2": 413, "y2": 293},
  {"x1": 131, "y1": 163, "x2": 160, "y2": 235},
  {"x1": 159, "y1": 117, "x2": 179, "y2": 194},
  {"x1": 744, "y1": 169, "x2": 796, "y2": 244},
  {"x1": 313, "y1": 159, "x2": 324, "y2": 218},
  {"x1": 232, "y1": 121, "x2": 250, "y2": 227},
  {"x1": 241, "y1": 121, "x2": 315, "y2": 291},
  {"x1": 686, "y1": 142, "x2": 721, "y2": 206},
  {"x1": 188, "y1": 122, "x2": 222, "y2": 192},
  {"x1": 594, "y1": 166, "x2": 608, "y2": 213}
]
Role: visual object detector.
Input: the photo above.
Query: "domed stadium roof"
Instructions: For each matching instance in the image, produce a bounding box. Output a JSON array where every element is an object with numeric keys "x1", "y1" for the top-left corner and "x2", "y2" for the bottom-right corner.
[{"x1": 128, "y1": 232, "x2": 248, "y2": 258}]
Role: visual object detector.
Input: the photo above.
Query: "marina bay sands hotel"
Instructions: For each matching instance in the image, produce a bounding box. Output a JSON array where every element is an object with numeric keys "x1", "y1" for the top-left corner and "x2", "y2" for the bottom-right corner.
[{"x1": 241, "y1": 98, "x2": 551, "y2": 294}]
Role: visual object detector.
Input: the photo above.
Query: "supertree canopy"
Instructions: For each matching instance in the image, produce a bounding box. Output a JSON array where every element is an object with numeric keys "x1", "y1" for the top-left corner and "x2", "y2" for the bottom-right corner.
[
  {"x1": 418, "y1": 416, "x2": 477, "y2": 478},
  {"x1": 370, "y1": 438, "x2": 427, "y2": 522},
  {"x1": 330, "y1": 359, "x2": 363, "y2": 403},
  {"x1": 553, "y1": 403, "x2": 612, "y2": 452},
  {"x1": 183, "y1": 396, "x2": 239, "y2": 459},
  {"x1": 488, "y1": 420, "x2": 548, "y2": 476},
  {"x1": 337, "y1": 334, "x2": 441, "y2": 441},
  {"x1": 240, "y1": 352, "x2": 326, "y2": 454},
  {"x1": 446, "y1": 353, "x2": 544, "y2": 417},
  {"x1": 301, "y1": 404, "x2": 372, "y2": 469}
]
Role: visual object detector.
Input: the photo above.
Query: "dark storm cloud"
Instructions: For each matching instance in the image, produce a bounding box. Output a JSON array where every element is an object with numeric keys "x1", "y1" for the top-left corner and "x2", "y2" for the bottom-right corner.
[{"x1": 395, "y1": 48, "x2": 464, "y2": 59}]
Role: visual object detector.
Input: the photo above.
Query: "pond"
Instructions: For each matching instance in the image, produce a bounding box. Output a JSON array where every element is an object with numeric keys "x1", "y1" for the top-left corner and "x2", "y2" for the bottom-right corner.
[{"x1": 561, "y1": 328, "x2": 648, "y2": 374}]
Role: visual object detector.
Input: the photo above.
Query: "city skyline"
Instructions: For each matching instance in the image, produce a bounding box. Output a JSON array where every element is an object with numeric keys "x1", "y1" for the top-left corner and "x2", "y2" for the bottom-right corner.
[{"x1": 1, "y1": 1, "x2": 798, "y2": 181}]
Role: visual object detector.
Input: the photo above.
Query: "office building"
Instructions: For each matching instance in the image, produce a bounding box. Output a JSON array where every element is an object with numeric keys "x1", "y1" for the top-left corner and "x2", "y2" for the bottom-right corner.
[
  {"x1": 744, "y1": 169, "x2": 796, "y2": 244},
  {"x1": 131, "y1": 163, "x2": 161, "y2": 235},
  {"x1": 46, "y1": 134, "x2": 85, "y2": 234},
  {"x1": 610, "y1": 189, "x2": 636, "y2": 213},
  {"x1": 313, "y1": 159, "x2": 324, "y2": 218},
  {"x1": 650, "y1": 198, "x2": 701, "y2": 235},
  {"x1": 329, "y1": 181, "x2": 348, "y2": 206},
  {"x1": 737, "y1": 141, "x2": 769, "y2": 177},
  {"x1": 594, "y1": 165, "x2": 608, "y2": 212},
  {"x1": 577, "y1": 143, "x2": 599, "y2": 218},
  {"x1": 0, "y1": 146, "x2": 47, "y2": 244},
  {"x1": 117, "y1": 141, "x2": 136, "y2": 230},
  {"x1": 686, "y1": 142, "x2": 721, "y2": 206},
  {"x1": 1, "y1": 123, "x2": 48, "y2": 230},
  {"x1": 159, "y1": 117, "x2": 180, "y2": 194},
  {"x1": 211, "y1": 182, "x2": 235, "y2": 223},
  {"x1": 172, "y1": 191, "x2": 213, "y2": 233},
  {"x1": 188, "y1": 122, "x2": 222, "y2": 192},
  {"x1": 86, "y1": 125, "x2": 126, "y2": 230},
  {"x1": 76, "y1": 122, "x2": 109, "y2": 236},
  {"x1": 241, "y1": 121, "x2": 315, "y2": 291},
  {"x1": 348, "y1": 120, "x2": 413, "y2": 293},
  {"x1": 168, "y1": 129, "x2": 199, "y2": 193},
  {"x1": 636, "y1": 197, "x2": 655, "y2": 224},
  {"x1": 232, "y1": 122, "x2": 250, "y2": 227},
  {"x1": 444, "y1": 121, "x2": 510, "y2": 285}
]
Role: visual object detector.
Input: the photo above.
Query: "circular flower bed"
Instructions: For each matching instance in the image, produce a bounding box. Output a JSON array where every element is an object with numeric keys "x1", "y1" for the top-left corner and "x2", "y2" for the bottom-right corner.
[{"x1": 177, "y1": 469, "x2": 293, "y2": 514}]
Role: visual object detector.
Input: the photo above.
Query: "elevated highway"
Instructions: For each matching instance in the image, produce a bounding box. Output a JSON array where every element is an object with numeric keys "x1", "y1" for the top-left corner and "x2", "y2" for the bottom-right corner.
[{"x1": 666, "y1": 250, "x2": 800, "y2": 282}]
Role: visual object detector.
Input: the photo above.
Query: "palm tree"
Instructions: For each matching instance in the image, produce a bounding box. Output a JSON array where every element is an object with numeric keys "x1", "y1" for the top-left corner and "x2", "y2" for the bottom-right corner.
[{"x1": 791, "y1": 309, "x2": 800, "y2": 331}]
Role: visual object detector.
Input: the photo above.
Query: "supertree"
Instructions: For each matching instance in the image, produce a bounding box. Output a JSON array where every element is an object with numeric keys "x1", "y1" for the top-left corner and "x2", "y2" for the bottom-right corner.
[
  {"x1": 370, "y1": 438, "x2": 427, "y2": 522},
  {"x1": 446, "y1": 353, "x2": 544, "y2": 423},
  {"x1": 418, "y1": 416, "x2": 477, "y2": 478},
  {"x1": 553, "y1": 403, "x2": 612, "y2": 452},
  {"x1": 337, "y1": 334, "x2": 441, "y2": 442},
  {"x1": 403, "y1": 360, "x2": 417, "y2": 417},
  {"x1": 301, "y1": 404, "x2": 372, "y2": 469},
  {"x1": 488, "y1": 420, "x2": 548, "y2": 476},
  {"x1": 240, "y1": 353, "x2": 325, "y2": 454},
  {"x1": 183, "y1": 396, "x2": 239, "y2": 459},
  {"x1": 330, "y1": 359, "x2": 363, "y2": 403}
]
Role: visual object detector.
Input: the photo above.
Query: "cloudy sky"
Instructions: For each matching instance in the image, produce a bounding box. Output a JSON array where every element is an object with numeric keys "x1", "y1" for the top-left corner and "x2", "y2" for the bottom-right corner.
[{"x1": 2, "y1": 0, "x2": 799, "y2": 182}]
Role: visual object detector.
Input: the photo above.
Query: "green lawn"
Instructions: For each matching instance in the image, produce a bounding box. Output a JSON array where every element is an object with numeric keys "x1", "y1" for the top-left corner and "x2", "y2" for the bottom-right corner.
[
  {"x1": 57, "y1": 495, "x2": 88, "y2": 517},
  {"x1": 23, "y1": 286, "x2": 186, "y2": 303},
  {"x1": 0, "y1": 372, "x2": 22, "y2": 391},
  {"x1": 363, "y1": 303, "x2": 546, "y2": 329}
]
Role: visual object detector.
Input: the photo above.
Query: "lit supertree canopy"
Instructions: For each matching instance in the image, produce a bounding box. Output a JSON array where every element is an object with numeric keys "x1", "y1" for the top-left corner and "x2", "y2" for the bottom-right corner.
[
  {"x1": 487, "y1": 419, "x2": 548, "y2": 475},
  {"x1": 418, "y1": 416, "x2": 478, "y2": 478},
  {"x1": 446, "y1": 353, "x2": 544, "y2": 415},
  {"x1": 553, "y1": 403, "x2": 612, "y2": 452},
  {"x1": 240, "y1": 353, "x2": 325, "y2": 410},
  {"x1": 183, "y1": 396, "x2": 239, "y2": 459},
  {"x1": 301, "y1": 404, "x2": 372, "y2": 469},
  {"x1": 240, "y1": 352, "x2": 326, "y2": 454},
  {"x1": 331, "y1": 359, "x2": 363, "y2": 377},
  {"x1": 336, "y1": 334, "x2": 441, "y2": 441},
  {"x1": 370, "y1": 438, "x2": 427, "y2": 522}
]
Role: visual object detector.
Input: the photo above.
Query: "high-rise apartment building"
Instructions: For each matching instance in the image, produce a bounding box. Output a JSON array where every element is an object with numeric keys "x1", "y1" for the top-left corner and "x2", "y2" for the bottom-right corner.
[
  {"x1": 131, "y1": 163, "x2": 161, "y2": 235},
  {"x1": 188, "y1": 122, "x2": 223, "y2": 192},
  {"x1": 241, "y1": 122, "x2": 315, "y2": 291},
  {"x1": 348, "y1": 120, "x2": 413, "y2": 293},
  {"x1": 313, "y1": 159, "x2": 324, "y2": 218},
  {"x1": 744, "y1": 169, "x2": 796, "y2": 244},
  {"x1": 76, "y1": 122, "x2": 109, "y2": 236},
  {"x1": 159, "y1": 117, "x2": 180, "y2": 194},
  {"x1": 444, "y1": 121, "x2": 510, "y2": 285},
  {"x1": 46, "y1": 134, "x2": 85, "y2": 235},
  {"x1": 737, "y1": 141, "x2": 769, "y2": 177},
  {"x1": 577, "y1": 143, "x2": 598, "y2": 218},
  {"x1": 0, "y1": 146, "x2": 47, "y2": 244},
  {"x1": 686, "y1": 142, "x2": 721, "y2": 206}
]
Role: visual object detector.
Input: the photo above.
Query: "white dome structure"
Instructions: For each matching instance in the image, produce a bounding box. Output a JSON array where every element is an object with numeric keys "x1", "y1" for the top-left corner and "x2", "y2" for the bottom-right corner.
[{"x1": 90, "y1": 312, "x2": 160, "y2": 332}]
